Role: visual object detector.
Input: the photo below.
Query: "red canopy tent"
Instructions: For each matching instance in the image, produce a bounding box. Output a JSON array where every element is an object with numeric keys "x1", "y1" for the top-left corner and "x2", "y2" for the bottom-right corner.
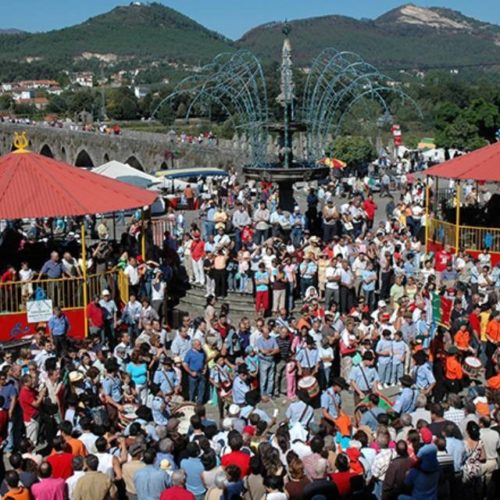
[
  {"x1": 424, "y1": 141, "x2": 500, "y2": 181},
  {"x1": 424, "y1": 141, "x2": 500, "y2": 260},
  {"x1": 0, "y1": 150, "x2": 157, "y2": 219},
  {"x1": 0, "y1": 142, "x2": 157, "y2": 339}
]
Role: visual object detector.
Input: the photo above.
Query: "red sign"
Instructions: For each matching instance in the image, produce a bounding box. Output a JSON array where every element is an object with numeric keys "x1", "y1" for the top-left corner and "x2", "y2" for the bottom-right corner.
[
  {"x1": 0, "y1": 308, "x2": 86, "y2": 342},
  {"x1": 392, "y1": 124, "x2": 402, "y2": 146}
]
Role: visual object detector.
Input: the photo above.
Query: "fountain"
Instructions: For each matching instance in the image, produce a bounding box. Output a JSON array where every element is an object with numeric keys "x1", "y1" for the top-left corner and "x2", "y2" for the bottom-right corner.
[{"x1": 154, "y1": 23, "x2": 418, "y2": 211}]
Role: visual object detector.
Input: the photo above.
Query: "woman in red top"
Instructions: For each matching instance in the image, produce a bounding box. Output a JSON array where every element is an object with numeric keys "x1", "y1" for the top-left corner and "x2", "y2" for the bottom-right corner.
[{"x1": 330, "y1": 453, "x2": 357, "y2": 499}]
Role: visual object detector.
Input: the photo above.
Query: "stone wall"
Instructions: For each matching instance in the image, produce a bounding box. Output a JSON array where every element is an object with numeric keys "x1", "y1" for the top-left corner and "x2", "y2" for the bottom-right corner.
[{"x1": 0, "y1": 122, "x2": 251, "y2": 172}]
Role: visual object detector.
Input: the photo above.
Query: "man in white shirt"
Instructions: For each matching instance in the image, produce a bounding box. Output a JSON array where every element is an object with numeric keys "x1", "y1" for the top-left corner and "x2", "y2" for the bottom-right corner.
[
  {"x1": 123, "y1": 257, "x2": 140, "y2": 294},
  {"x1": 324, "y1": 258, "x2": 340, "y2": 308},
  {"x1": 410, "y1": 394, "x2": 432, "y2": 426},
  {"x1": 66, "y1": 456, "x2": 85, "y2": 500},
  {"x1": 78, "y1": 417, "x2": 99, "y2": 453},
  {"x1": 339, "y1": 260, "x2": 355, "y2": 313},
  {"x1": 479, "y1": 415, "x2": 500, "y2": 485}
]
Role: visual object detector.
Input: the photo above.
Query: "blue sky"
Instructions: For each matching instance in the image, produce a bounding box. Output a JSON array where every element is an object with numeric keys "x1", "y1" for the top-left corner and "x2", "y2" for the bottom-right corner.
[{"x1": 1, "y1": 1, "x2": 499, "y2": 39}]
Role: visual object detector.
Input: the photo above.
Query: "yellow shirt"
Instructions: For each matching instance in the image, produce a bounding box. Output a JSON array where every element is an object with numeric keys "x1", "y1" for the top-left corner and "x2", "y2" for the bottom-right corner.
[{"x1": 479, "y1": 311, "x2": 490, "y2": 342}]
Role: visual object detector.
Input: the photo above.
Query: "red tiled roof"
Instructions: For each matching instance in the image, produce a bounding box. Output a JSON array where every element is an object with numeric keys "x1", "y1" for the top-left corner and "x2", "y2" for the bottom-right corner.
[{"x1": 0, "y1": 150, "x2": 157, "y2": 219}]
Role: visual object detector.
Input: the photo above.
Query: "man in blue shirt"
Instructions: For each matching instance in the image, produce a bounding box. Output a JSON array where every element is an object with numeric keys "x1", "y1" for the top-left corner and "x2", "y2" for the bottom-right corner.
[
  {"x1": 153, "y1": 358, "x2": 179, "y2": 396},
  {"x1": 285, "y1": 391, "x2": 314, "y2": 427},
  {"x1": 232, "y1": 365, "x2": 250, "y2": 405},
  {"x1": 412, "y1": 351, "x2": 436, "y2": 396},
  {"x1": 320, "y1": 377, "x2": 348, "y2": 429},
  {"x1": 203, "y1": 200, "x2": 216, "y2": 239},
  {"x1": 170, "y1": 326, "x2": 192, "y2": 359},
  {"x1": 183, "y1": 340, "x2": 207, "y2": 403},
  {"x1": 150, "y1": 384, "x2": 170, "y2": 425},
  {"x1": 376, "y1": 330, "x2": 393, "y2": 387},
  {"x1": 134, "y1": 449, "x2": 169, "y2": 500},
  {"x1": 391, "y1": 331, "x2": 408, "y2": 385},
  {"x1": 443, "y1": 423, "x2": 465, "y2": 473},
  {"x1": 296, "y1": 336, "x2": 319, "y2": 375},
  {"x1": 403, "y1": 254, "x2": 417, "y2": 278},
  {"x1": 299, "y1": 255, "x2": 318, "y2": 296},
  {"x1": 349, "y1": 352, "x2": 380, "y2": 406},
  {"x1": 48, "y1": 306, "x2": 69, "y2": 354},
  {"x1": 290, "y1": 207, "x2": 305, "y2": 248},
  {"x1": 180, "y1": 442, "x2": 206, "y2": 498},
  {"x1": 360, "y1": 394, "x2": 386, "y2": 432},
  {"x1": 256, "y1": 327, "x2": 279, "y2": 401},
  {"x1": 38, "y1": 251, "x2": 63, "y2": 279},
  {"x1": 102, "y1": 358, "x2": 123, "y2": 420},
  {"x1": 393, "y1": 375, "x2": 419, "y2": 415},
  {"x1": 361, "y1": 262, "x2": 377, "y2": 311}
]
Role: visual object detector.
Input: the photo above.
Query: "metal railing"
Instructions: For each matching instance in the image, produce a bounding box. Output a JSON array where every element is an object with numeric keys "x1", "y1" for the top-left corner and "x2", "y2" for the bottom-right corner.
[
  {"x1": 428, "y1": 218, "x2": 456, "y2": 247},
  {"x1": 459, "y1": 225, "x2": 500, "y2": 253},
  {"x1": 428, "y1": 218, "x2": 500, "y2": 253},
  {"x1": 0, "y1": 270, "x2": 129, "y2": 315}
]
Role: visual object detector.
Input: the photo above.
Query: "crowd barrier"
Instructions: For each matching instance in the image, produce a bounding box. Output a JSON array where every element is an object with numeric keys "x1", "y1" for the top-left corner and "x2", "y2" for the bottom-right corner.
[
  {"x1": 0, "y1": 270, "x2": 129, "y2": 315},
  {"x1": 428, "y1": 217, "x2": 500, "y2": 254}
]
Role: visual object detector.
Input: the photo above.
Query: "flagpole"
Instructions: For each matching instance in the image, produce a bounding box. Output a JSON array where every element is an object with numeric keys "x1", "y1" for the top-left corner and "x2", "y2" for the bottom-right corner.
[
  {"x1": 455, "y1": 181, "x2": 461, "y2": 253},
  {"x1": 81, "y1": 222, "x2": 88, "y2": 337},
  {"x1": 425, "y1": 177, "x2": 430, "y2": 253}
]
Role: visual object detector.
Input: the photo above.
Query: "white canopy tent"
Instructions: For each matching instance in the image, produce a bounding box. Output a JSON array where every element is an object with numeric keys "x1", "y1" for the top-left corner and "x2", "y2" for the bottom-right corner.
[
  {"x1": 92, "y1": 160, "x2": 170, "y2": 214},
  {"x1": 92, "y1": 160, "x2": 162, "y2": 185}
]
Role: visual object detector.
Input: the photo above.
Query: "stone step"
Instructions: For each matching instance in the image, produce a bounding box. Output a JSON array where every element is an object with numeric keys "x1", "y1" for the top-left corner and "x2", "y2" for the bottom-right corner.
[
  {"x1": 185, "y1": 285, "x2": 303, "y2": 308},
  {"x1": 186, "y1": 286, "x2": 255, "y2": 305},
  {"x1": 179, "y1": 296, "x2": 256, "y2": 314}
]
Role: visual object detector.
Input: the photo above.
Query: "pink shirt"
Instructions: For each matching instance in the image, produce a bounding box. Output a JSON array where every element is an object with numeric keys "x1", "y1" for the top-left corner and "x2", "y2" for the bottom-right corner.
[{"x1": 32, "y1": 478, "x2": 67, "y2": 500}]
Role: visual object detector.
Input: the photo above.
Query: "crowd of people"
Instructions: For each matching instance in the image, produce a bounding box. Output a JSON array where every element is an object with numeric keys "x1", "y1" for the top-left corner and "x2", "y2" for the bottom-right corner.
[{"x1": 0, "y1": 162, "x2": 498, "y2": 500}]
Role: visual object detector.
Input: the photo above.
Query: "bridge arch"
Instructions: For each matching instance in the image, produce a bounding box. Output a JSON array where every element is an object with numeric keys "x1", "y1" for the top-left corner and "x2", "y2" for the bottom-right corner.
[
  {"x1": 74, "y1": 149, "x2": 94, "y2": 168},
  {"x1": 125, "y1": 155, "x2": 144, "y2": 171},
  {"x1": 60, "y1": 147, "x2": 67, "y2": 162},
  {"x1": 40, "y1": 144, "x2": 54, "y2": 158},
  {"x1": 103, "y1": 153, "x2": 110, "y2": 163}
]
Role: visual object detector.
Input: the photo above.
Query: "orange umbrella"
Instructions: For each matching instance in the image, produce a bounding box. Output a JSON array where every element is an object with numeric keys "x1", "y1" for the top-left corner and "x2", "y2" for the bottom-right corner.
[
  {"x1": 318, "y1": 158, "x2": 346, "y2": 169},
  {"x1": 330, "y1": 158, "x2": 346, "y2": 169}
]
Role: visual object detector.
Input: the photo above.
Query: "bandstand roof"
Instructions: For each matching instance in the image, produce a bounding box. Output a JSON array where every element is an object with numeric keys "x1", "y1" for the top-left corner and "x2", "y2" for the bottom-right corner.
[
  {"x1": 425, "y1": 141, "x2": 500, "y2": 182},
  {"x1": 0, "y1": 150, "x2": 157, "y2": 219}
]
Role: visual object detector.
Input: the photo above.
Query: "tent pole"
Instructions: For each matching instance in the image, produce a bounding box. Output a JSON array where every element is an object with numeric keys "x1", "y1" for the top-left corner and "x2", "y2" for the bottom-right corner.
[
  {"x1": 141, "y1": 208, "x2": 146, "y2": 260},
  {"x1": 81, "y1": 222, "x2": 88, "y2": 338},
  {"x1": 455, "y1": 181, "x2": 461, "y2": 253},
  {"x1": 112, "y1": 212, "x2": 116, "y2": 241},
  {"x1": 425, "y1": 177, "x2": 430, "y2": 253}
]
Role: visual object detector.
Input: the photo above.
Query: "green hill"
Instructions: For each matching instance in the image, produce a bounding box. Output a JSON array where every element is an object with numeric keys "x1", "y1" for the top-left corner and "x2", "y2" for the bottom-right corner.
[
  {"x1": 0, "y1": 2, "x2": 232, "y2": 65},
  {"x1": 0, "y1": 3, "x2": 498, "y2": 82},
  {"x1": 237, "y1": 4, "x2": 500, "y2": 71}
]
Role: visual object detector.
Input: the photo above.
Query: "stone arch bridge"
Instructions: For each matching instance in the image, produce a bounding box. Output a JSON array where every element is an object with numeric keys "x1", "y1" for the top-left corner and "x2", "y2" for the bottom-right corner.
[{"x1": 0, "y1": 122, "x2": 250, "y2": 172}]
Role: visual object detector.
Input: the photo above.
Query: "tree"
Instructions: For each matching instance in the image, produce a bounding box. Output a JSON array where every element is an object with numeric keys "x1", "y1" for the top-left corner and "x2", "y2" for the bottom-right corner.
[
  {"x1": 432, "y1": 102, "x2": 461, "y2": 131},
  {"x1": 463, "y1": 99, "x2": 499, "y2": 142},
  {"x1": 435, "y1": 116, "x2": 487, "y2": 151},
  {"x1": 68, "y1": 90, "x2": 97, "y2": 115},
  {"x1": 156, "y1": 103, "x2": 175, "y2": 126},
  {"x1": 176, "y1": 101, "x2": 187, "y2": 119},
  {"x1": 0, "y1": 95, "x2": 13, "y2": 111},
  {"x1": 106, "y1": 87, "x2": 139, "y2": 120},
  {"x1": 47, "y1": 94, "x2": 69, "y2": 114},
  {"x1": 331, "y1": 136, "x2": 376, "y2": 167}
]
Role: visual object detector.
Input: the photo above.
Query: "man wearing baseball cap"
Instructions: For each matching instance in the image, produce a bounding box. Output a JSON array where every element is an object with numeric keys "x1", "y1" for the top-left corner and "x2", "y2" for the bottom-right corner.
[
  {"x1": 348, "y1": 352, "x2": 380, "y2": 406},
  {"x1": 232, "y1": 365, "x2": 250, "y2": 406},
  {"x1": 393, "y1": 375, "x2": 418, "y2": 415},
  {"x1": 320, "y1": 377, "x2": 349, "y2": 432}
]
